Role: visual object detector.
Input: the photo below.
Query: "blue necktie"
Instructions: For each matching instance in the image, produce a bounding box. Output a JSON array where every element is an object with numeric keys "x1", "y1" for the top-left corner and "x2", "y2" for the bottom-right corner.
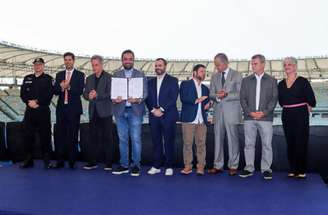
[{"x1": 221, "y1": 72, "x2": 225, "y2": 87}]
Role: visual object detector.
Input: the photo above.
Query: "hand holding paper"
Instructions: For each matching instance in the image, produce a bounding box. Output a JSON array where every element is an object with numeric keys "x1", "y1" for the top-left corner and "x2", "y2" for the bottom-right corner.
[
  {"x1": 111, "y1": 78, "x2": 128, "y2": 100},
  {"x1": 128, "y1": 78, "x2": 143, "y2": 99}
]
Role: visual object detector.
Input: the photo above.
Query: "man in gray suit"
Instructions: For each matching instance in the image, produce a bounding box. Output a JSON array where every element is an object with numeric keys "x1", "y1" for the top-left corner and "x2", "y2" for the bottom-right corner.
[
  {"x1": 239, "y1": 54, "x2": 278, "y2": 180},
  {"x1": 82, "y1": 55, "x2": 113, "y2": 171},
  {"x1": 111, "y1": 50, "x2": 148, "y2": 177},
  {"x1": 209, "y1": 53, "x2": 242, "y2": 176}
]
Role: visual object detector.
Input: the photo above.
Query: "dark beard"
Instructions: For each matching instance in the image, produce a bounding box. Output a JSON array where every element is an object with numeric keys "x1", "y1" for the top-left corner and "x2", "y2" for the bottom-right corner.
[
  {"x1": 65, "y1": 65, "x2": 73, "y2": 70},
  {"x1": 155, "y1": 69, "x2": 165, "y2": 76},
  {"x1": 196, "y1": 75, "x2": 204, "y2": 81},
  {"x1": 123, "y1": 64, "x2": 133, "y2": 70}
]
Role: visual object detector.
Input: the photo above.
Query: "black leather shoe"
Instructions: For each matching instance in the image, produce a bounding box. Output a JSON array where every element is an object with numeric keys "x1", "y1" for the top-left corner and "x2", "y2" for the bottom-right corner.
[
  {"x1": 44, "y1": 160, "x2": 53, "y2": 169},
  {"x1": 51, "y1": 161, "x2": 65, "y2": 169},
  {"x1": 69, "y1": 161, "x2": 75, "y2": 169},
  {"x1": 20, "y1": 160, "x2": 34, "y2": 169}
]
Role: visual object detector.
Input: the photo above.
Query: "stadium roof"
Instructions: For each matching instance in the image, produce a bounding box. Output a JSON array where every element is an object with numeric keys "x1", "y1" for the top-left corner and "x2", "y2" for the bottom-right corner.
[{"x1": 1, "y1": 40, "x2": 328, "y2": 81}]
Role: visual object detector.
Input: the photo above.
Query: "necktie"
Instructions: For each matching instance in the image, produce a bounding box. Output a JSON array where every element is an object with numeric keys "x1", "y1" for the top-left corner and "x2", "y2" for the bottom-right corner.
[
  {"x1": 64, "y1": 71, "x2": 72, "y2": 104},
  {"x1": 221, "y1": 72, "x2": 225, "y2": 87}
]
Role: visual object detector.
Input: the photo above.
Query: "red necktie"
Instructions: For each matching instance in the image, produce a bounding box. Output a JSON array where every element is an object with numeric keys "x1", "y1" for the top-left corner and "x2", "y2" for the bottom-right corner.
[{"x1": 64, "y1": 71, "x2": 72, "y2": 104}]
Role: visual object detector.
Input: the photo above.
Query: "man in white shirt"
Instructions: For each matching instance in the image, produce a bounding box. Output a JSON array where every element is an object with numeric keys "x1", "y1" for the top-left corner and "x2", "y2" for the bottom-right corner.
[
  {"x1": 239, "y1": 54, "x2": 278, "y2": 180},
  {"x1": 179, "y1": 64, "x2": 211, "y2": 175},
  {"x1": 145, "y1": 58, "x2": 179, "y2": 176}
]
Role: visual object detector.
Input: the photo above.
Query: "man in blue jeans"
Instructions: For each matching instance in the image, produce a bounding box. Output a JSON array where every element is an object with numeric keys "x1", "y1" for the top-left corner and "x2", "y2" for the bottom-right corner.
[{"x1": 112, "y1": 50, "x2": 148, "y2": 176}]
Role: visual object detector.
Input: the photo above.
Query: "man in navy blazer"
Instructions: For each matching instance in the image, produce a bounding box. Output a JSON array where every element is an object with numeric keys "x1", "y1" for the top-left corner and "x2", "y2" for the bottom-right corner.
[
  {"x1": 180, "y1": 64, "x2": 210, "y2": 175},
  {"x1": 145, "y1": 58, "x2": 179, "y2": 176},
  {"x1": 53, "y1": 52, "x2": 85, "y2": 169}
]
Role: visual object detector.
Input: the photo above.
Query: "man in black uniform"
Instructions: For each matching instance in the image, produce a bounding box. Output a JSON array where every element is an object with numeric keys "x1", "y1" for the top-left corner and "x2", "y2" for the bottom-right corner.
[{"x1": 20, "y1": 58, "x2": 54, "y2": 169}]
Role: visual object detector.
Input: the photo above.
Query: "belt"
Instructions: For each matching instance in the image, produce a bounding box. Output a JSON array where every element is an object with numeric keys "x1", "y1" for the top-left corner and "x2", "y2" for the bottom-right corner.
[{"x1": 283, "y1": 102, "x2": 308, "y2": 108}]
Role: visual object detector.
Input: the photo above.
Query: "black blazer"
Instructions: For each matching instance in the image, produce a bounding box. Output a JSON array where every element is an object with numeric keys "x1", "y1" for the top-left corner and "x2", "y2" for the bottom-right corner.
[
  {"x1": 54, "y1": 69, "x2": 85, "y2": 115},
  {"x1": 83, "y1": 71, "x2": 112, "y2": 119}
]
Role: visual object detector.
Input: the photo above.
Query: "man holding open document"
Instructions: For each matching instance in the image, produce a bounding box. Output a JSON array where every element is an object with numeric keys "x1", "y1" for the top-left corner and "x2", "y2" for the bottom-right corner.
[{"x1": 111, "y1": 50, "x2": 148, "y2": 177}]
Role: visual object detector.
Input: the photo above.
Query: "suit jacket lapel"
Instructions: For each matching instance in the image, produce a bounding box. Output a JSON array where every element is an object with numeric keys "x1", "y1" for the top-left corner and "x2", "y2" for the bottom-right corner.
[
  {"x1": 201, "y1": 84, "x2": 206, "y2": 97},
  {"x1": 159, "y1": 74, "x2": 168, "y2": 98},
  {"x1": 131, "y1": 69, "x2": 136, "y2": 78},
  {"x1": 69, "y1": 69, "x2": 76, "y2": 86},
  {"x1": 95, "y1": 73, "x2": 104, "y2": 92},
  {"x1": 225, "y1": 69, "x2": 232, "y2": 87},
  {"x1": 151, "y1": 77, "x2": 157, "y2": 106},
  {"x1": 250, "y1": 75, "x2": 257, "y2": 107},
  {"x1": 118, "y1": 69, "x2": 125, "y2": 78},
  {"x1": 217, "y1": 72, "x2": 223, "y2": 89},
  {"x1": 190, "y1": 79, "x2": 197, "y2": 98},
  {"x1": 259, "y1": 74, "x2": 267, "y2": 108}
]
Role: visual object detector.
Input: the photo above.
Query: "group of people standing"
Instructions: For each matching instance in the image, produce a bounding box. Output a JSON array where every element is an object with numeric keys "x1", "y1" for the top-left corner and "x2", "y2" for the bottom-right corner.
[{"x1": 19, "y1": 50, "x2": 316, "y2": 179}]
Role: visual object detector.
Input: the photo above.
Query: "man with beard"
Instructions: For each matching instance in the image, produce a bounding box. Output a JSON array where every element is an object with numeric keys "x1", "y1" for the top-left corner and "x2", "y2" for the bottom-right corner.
[
  {"x1": 111, "y1": 50, "x2": 148, "y2": 177},
  {"x1": 53, "y1": 52, "x2": 85, "y2": 169},
  {"x1": 180, "y1": 64, "x2": 210, "y2": 175},
  {"x1": 145, "y1": 58, "x2": 179, "y2": 176}
]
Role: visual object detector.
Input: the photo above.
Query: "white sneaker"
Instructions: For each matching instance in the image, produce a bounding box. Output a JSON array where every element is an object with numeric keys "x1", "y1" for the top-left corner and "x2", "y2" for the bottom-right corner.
[
  {"x1": 165, "y1": 168, "x2": 173, "y2": 176},
  {"x1": 147, "y1": 167, "x2": 161, "y2": 175}
]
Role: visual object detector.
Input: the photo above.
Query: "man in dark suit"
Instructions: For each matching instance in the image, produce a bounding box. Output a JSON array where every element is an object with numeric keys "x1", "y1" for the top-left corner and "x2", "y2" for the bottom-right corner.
[
  {"x1": 82, "y1": 55, "x2": 113, "y2": 171},
  {"x1": 145, "y1": 58, "x2": 179, "y2": 176},
  {"x1": 53, "y1": 52, "x2": 85, "y2": 169},
  {"x1": 180, "y1": 64, "x2": 210, "y2": 175}
]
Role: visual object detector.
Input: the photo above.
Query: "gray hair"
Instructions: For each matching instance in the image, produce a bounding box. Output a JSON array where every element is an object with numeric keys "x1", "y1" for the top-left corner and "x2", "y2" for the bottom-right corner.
[
  {"x1": 214, "y1": 53, "x2": 229, "y2": 64},
  {"x1": 283, "y1": 57, "x2": 298, "y2": 67},
  {"x1": 91, "y1": 55, "x2": 104, "y2": 64},
  {"x1": 251, "y1": 54, "x2": 266, "y2": 64}
]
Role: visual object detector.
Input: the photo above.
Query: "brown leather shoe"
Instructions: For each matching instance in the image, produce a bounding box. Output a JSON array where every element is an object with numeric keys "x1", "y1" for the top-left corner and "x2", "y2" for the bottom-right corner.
[
  {"x1": 181, "y1": 167, "x2": 192, "y2": 175},
  {"x1": 208, "y1": 168, "x2": 223, "y2": 174},
  {"x1": 229, "y1": 168, "x2": 238, "y2": 176}
]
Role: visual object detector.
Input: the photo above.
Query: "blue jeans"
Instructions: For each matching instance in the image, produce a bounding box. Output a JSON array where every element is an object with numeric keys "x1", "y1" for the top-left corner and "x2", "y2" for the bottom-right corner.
[{"x1": 115, "y1": 108, "x2": 143, "y2": 168}]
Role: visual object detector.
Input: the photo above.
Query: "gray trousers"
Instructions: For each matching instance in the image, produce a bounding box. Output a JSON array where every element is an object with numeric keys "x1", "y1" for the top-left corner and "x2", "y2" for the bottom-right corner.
[
  {"x1": 243, "y1": 120, "x2": 273, "y2": 173},
  {"x1": 213, "y1": 111, "x2": 240, "y2": 170}
]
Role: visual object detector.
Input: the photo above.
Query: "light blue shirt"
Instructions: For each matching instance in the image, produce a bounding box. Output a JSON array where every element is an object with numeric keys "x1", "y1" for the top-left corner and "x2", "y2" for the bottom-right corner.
[
  {"x1": 124, "y1": 69, "x2": 133, "y2": 78},
  {"x1": 124, "y1": 69, "x2": 133, "y2": 107}
]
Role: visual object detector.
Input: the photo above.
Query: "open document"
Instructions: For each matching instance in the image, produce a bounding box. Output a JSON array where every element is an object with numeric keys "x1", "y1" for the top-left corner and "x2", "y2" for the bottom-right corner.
[
  {"x1": 128, "y1": 77, "x2": 143, "y2": 99},
  {"x1": 111, "y1": 78, "x2": 128, "y2": 100},
  {"x1": 111, "y1": 77, "x2": 144, "y2": 99}
]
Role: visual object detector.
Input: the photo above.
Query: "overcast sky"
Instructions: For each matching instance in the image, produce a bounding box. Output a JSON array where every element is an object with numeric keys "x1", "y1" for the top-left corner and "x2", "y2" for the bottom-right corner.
[{"x1": 1, "y1": 0, "x2": 327, "y2": 60}]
